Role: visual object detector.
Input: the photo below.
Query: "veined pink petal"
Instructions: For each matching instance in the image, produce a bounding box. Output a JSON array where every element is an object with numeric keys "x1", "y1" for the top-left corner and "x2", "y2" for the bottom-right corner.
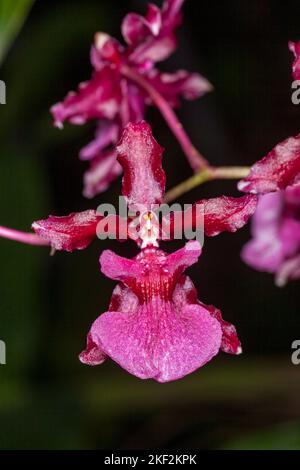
[
  {"x1": 174, "y1": 276, "x2": 242, "y2": 355},
  {"x1": 289, "y1": 40, "x2": 300, "y2": 81},
  {"x1": 83, "y1": 151, "x2": 122, "y2": 198},
  {"x1": 51, "y1": 66, "x2": 122, "y2": 128},
  {"x1": 32, "y1": 210, "x2": 101, "y2": 251},
  {"x1": 84, "y1": 302, "x2": 221, "y2": 382},
  {"x1": 107, "y1": 273, "x2": 242, "y2": 359},
  {"x1": 80, "y1": 242, "x2": 243, "y2": 380},
  {"x1": 238, "y1": 134, "x2": 300, "y2": 194},
  {"x1": 116, "y1": 121, "x2": 166, "y2": 210}
]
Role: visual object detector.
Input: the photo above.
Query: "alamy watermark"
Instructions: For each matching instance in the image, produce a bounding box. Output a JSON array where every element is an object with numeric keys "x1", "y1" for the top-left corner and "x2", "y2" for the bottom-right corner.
[
  {"x1": 291, "y1": 80, "x2": 300, "y2": 105},
  {"x1": 291, "y1": 340, "x2": 300, "y2": 365},
  {"x1": 0, "y1": 340, "x2": 6, "y2": 365},
  {"x1": 95, "y1": 197, "x2": 205, "y2": 247},
  {"x1": 0, "y1": 80, "x2": 6, "y2": 104}
]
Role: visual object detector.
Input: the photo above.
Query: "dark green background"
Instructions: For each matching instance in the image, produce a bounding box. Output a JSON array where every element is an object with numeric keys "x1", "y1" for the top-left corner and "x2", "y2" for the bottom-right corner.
[{"x1": 0, "y1": 0, "x2": 300, "y2": 449}]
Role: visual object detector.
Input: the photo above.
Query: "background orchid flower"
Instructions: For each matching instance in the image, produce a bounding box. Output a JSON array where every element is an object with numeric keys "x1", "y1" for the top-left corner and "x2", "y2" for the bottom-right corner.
[
  {"x1": 241, "y1": 188, "x2": 300, "y2": 286},
  {"x1": 51, "y1": 0, "x2": 212, "y2": 198},
  {"x1": 235, "y1": 39, "x2": 300, "y2": 286},
  {"x1": 238, "y1": 108, "x2": 300, "y2": 284}
]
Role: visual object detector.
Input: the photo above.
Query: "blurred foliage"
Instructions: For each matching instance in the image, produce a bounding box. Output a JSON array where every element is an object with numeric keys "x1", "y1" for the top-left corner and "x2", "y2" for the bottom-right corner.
[
  {"x1": 0, "y1": 0, "x2": 35, "y2": 65},
  {"x1": 0, "y1": 0, "x2": 300, "y2": 450},
  {"x1": 223, "y1": 422, "x2": 300, "y2": 450}
]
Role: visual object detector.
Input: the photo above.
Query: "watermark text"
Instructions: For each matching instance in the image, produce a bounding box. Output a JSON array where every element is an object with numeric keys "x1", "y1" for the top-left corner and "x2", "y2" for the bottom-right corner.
[{"x1": 0, "y1": 340, "x2": 6, "y2": 365}]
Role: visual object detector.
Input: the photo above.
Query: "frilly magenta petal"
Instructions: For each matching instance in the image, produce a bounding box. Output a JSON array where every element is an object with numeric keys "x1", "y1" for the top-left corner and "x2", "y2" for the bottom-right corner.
[{"x1": 86, "y1": 302, "x2": 222, "y2": 382}]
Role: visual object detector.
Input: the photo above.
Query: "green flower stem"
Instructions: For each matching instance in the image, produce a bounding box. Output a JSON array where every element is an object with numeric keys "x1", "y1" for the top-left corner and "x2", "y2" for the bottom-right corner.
[{"x1": 164, "y1": 166, "x2": 250, "y2": 203}]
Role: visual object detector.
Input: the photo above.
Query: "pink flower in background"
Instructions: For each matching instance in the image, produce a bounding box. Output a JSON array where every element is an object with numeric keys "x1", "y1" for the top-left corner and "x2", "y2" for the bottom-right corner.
[
  {"x1": 238, "y1": 127, "x2": 300, "y2": 285},
  {"x1": 51, "y1": 0, "x2": 212, "y2": 198},
  {"x1": 241, "y1": 187, "x2": 300, "y2": 286},
  {"x1": 31, "y1": 121, "x2": 255, "y2": 381},
  {"x1": 289, "y1": 39, "x2": 300, "y2": 81}
]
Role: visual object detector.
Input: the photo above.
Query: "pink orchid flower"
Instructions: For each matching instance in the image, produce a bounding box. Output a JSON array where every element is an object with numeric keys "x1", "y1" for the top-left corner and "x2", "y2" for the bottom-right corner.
[
  {"x1": 51, "y1": 0, "x2": 212, "y2": 198},
  {"x1": 31, "y1": 121, "x2": 257, "y2": 381}
]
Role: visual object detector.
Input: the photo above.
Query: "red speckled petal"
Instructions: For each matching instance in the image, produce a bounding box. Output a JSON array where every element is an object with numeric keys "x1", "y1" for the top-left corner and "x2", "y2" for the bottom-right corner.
[
  {"x1": 116, "y1": 121, "x2": 166, "y2": 210},
  {"x1": 32, "y1": 210, "x2": 101, "y2": 251},
  {"x1": 200, "y1": 195, "x2": 258, "y2": 236},
  {"x1": 200, "y1": 302, "x2": 242, "y2": 355},
  {"x1": 238, "y1": 134, "x2": 300, "y2": 194},
  {"x1": 165, "y1": 195, "x2": 257, "y2": 239},
  {"x1": 79, "y1": 333, "x2": 106, "y2": 366},
  {"x1": 32, "y1": 210, "x2": 128, "y2": 251}
]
